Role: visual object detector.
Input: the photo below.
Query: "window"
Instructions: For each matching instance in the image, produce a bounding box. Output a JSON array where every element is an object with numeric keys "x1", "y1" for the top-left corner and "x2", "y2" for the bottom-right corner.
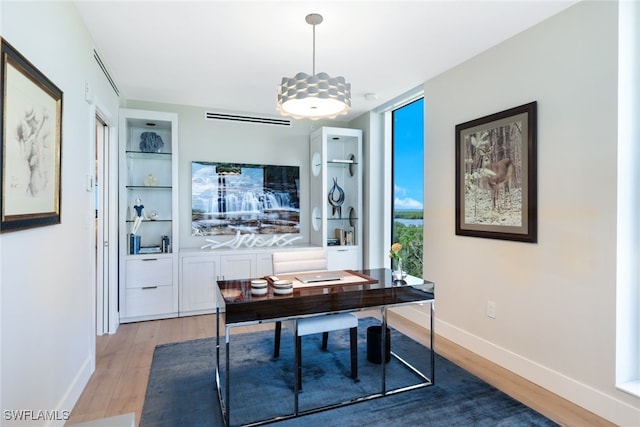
[
  {"x1": 616, "y1": 0, "x2": 639, "y2": 398},
  {"x1": 392, "y1": 98, "x2": 424, "y2": 277}
]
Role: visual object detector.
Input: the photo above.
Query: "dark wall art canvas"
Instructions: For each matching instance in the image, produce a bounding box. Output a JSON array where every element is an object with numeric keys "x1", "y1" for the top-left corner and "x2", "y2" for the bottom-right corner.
[
  {"x1": 1, "y1": 39, "x2": 63, "y2": 233},
  {"x1": 455, "y1": 102, "x2": 537, "y2": 242},
  {"x1": 191, "y1": 161, "x2": 300, "y2": 236}
]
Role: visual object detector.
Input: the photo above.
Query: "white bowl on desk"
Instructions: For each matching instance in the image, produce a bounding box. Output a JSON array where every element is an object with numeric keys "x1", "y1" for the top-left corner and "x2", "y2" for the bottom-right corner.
[
  {"x1": 251, "y1": 287, "x2": 268, "y2": 296},
  {"x1": 272, "y1": 279, "x2": 293, "y2": 295},
  {"x1": 272, "y1": 279, "x2": 292, "y2": 288}
]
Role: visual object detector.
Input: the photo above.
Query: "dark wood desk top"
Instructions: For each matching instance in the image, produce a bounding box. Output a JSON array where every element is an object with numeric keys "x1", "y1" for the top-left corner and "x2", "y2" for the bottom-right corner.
[{"x1": 218, "y1": 268, "x2": 435, "y2": 324}]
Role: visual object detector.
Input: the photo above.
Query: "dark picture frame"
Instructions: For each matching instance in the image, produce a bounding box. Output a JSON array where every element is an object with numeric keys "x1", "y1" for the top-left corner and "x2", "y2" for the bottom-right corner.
[
  {"x1": 1, "y1": 39, "x2": 63, "y2": 232},
  {"x1": 455, "y1": 102, "x2": 537, "y2": 242}
]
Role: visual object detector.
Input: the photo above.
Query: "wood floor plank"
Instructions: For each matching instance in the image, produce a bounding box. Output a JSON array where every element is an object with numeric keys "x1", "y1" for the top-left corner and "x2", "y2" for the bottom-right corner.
[
  {"x1": 66, "y1": 313, "x2": 614, "y2": 427},
  {"x1": 103, "y1": 365, "x2": 149, "y2": 419},
  {"x1": 68, "y1": 370, "x2": 119, "y2": 422},
  {"x1": 132, "y1": 320, "x2": 161, "y2": 349},
  {"x1": 155, "y1": 316, "x2": 183, "y2": 345}
]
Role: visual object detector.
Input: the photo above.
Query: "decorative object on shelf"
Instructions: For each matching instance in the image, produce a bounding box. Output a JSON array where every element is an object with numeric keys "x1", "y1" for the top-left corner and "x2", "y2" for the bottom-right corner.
[
  {"x1": 348, "y1": 153, "x2": 356, "y2": 176},
  {"x1": 161, "y1": 235, "x2": 170, "y2": 253},
  {"x1": 129, "y1": 234, "x2": 141, "y2": 255},
  {"x1": 131, "y1": 198, "x2": 147, "y2": 235},
  {"x1": 328, "y1": 177, "x2": 345, "y2": 218},
  {"x1": 139, "y1": 131, "x2": 164, "y2": 153},
  {"x1": 148, "y1": 210, "x2": 159, "y2": 221},
  {"x1": 1, "y1": 39, "x2": 63, "y2": 233},
  {"x1": 144, "y1": 173, "x2": 158, "y2": 186},
  {"x1": 333, "y1": 228, "x2": 353, "y2": 246},
  {"x1": 276, "y1": 13, "x2": 351, "y2": 120},
  {"x1": 345, "y1": 229, "x2": 354, "y2": 245},
  {"x1": 200, "y1": 231, "x2": 302, "y2": 250},
  {"x1": 389, "y1": 242, "x2": 404, "y2": 281},
  {"x1": 348, "y1": 206, "x2": 356, "y2": 227},
  {"x1": 139, "y1": 245, "x2": 162, "y2": 254}
]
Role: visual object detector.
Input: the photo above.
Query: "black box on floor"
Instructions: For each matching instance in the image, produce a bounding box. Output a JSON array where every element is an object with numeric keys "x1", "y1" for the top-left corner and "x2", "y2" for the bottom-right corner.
[{"x1": 366, "y1": 325, "x2": 391, "y2": 364}]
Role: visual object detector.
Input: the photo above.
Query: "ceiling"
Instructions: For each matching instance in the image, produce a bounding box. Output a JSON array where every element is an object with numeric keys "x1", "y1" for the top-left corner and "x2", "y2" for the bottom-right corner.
[{"x1": 74, "y1": 1, "x2": 578, "y2": 122}]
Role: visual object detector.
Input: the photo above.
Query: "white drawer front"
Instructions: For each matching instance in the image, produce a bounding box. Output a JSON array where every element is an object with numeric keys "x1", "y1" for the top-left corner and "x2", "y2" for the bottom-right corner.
[
  {"x1": 327, "y1": 246, "x2": 361, "y2": 270},
  {"x1": 126, "y1": 258, "x2": 173, "y2": 288},
  {"x1": 124, "y1": 286, "x2": 174, "y2": 318}
]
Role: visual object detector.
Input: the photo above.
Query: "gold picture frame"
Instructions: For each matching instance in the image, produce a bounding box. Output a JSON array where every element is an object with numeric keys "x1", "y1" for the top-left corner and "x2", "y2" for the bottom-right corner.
[{"x1": 1, "y1": 39, "x2": 63, "y2": 232}]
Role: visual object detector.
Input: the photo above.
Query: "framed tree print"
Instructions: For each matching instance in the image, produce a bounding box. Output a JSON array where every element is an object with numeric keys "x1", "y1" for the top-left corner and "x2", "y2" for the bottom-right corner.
[
  {"x1": 455, "y1": 101, "x2": 537, "y2": 243},
  {"x1": 1, "y1": 39, "x2": 63, "y2": 232}
]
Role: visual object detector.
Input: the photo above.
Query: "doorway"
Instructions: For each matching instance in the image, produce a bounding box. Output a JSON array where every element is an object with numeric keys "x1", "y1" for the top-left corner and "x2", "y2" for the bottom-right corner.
[{"x1": 94, "y1": 113, "x2": 117, "y2": 335}]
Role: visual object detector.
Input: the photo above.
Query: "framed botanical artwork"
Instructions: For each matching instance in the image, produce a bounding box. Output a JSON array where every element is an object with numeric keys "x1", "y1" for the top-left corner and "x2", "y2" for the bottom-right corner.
[
  {"x1": 455, "y1": 101, "x2": 537, "y2": 243},
  {"x1": 1, "y1": 39, "x2": 63, "y2": 232}
]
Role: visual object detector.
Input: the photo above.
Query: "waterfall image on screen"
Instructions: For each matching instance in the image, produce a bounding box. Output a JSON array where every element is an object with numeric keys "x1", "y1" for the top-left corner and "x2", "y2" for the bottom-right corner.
[{"x1": 191, "y1": 161, "x2": 300, "y2": 236}]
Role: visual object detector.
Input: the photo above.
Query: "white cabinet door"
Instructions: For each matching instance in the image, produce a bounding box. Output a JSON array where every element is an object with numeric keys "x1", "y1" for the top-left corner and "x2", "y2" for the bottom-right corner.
[
  {"x1": 220, "y1": 254, "x2": 256, "y2": 280},
  {"x1": 180, "y1": 255, "x2": 220, "y2": 314},
  {"x1": 256, "y1": 252, "x2": 274, "y2": 277}
]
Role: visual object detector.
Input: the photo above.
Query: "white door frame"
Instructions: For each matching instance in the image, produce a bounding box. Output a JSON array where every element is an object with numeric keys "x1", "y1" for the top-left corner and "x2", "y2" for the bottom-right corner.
[{"x1": 94, "y1": 106, "x2": 119, "y2": 335}]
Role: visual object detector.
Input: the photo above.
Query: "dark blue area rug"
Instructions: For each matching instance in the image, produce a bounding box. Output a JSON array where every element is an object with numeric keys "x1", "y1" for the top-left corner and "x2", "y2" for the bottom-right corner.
[{"x1": 140, "y1": 317, "x2": 557, "y2": 427}]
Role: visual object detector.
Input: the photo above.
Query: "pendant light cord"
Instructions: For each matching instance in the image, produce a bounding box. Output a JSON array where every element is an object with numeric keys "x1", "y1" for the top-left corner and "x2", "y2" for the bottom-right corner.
[{"x1": 312, "y1": 22, "x2": 316, "y2": 75}]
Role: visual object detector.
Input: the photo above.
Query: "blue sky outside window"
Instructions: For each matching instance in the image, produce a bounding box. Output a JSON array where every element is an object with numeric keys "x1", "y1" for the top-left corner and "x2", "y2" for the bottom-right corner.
[{"x1": 393, "y1": 98, "x2": 424, "y2": 212}]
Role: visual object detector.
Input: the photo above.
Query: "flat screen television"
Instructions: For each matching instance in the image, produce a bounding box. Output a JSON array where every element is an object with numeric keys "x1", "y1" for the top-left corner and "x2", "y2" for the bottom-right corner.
[{"x1": 191, "y1": 161, "x2": 300, "y2": 236}]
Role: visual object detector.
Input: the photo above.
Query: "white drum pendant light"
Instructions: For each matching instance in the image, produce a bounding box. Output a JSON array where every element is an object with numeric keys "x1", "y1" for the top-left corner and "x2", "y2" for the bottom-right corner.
[{"x1": 277, "y1": 13, "x2": 351, "y2": 120}]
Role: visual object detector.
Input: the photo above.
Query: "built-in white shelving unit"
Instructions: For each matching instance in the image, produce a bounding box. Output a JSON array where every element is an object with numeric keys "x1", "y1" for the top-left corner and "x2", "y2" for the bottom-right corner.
[
  {"x1": 118, "y1": 109, "x2": 179, "y2": 322},
  {"x1": 309, "y1": 127, "x2": 363, "y2": 270}
]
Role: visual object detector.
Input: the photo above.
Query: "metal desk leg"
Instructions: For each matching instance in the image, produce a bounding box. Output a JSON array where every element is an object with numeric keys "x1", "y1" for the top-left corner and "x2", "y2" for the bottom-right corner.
[
  {"x1": 430, "y1": 301, "x2": 435, "y2": 384},
  {"x1": 293, "y1": 319, "x2": 299, "y2": 415},
  {"x1": 381, "y1": 306, "x2": 387, "y2": 394},
  {"x1": 216, "y1": 308, "x2": 220, "y2": 383},
  {"x1": 215, "y1": 307, "x2": 229, "y2": 426},
  {"x1": 225, "y1": 324, "x2": 231, "y2": 427}
]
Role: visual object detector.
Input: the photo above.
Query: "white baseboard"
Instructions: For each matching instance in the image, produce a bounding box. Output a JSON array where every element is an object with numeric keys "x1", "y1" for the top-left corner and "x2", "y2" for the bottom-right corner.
[
  {"x1": 51, "y1": 353, "x2": 94, "y2": 427},
  {"x1": 388, "y1": 304, "x2": 431, "y2": 329},
  {"x1": 178, "y1": 308, "x2": 217, "y2": 317},
  {"x1": 387, "y1": 305, "x2": 639, "y2": 426},
  {"x1": 435, "y1": 318, "x2": 640, "y2": 427}
]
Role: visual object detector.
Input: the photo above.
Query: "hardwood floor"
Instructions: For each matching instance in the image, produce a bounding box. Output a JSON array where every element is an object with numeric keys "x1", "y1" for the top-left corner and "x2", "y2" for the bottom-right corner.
[{"x1": 66, "y1": 312, "x2": 614, "y2": 427}]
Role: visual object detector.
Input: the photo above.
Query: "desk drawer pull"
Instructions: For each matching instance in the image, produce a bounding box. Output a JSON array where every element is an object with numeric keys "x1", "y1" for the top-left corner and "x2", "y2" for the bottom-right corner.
[
  {"x1": 142, "y1": 258, "x2": 158, "y2": 262},
  {"x1": 142, "y1": 286, "x2": 158, "y2": 290}
]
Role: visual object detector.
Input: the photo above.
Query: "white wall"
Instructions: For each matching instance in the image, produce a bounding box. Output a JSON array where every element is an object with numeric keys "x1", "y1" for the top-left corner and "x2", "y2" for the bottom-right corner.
[
  {"x1": 423, "y1": 1, "x2": 639, "y2": 425},
  {"x1": 616, "y1": 0, "x2": 640, "y2": 396},
  {"x1": 350, "y1": 112, "x2": 387, "y2": 269},
  {"x1": 0, "y1": 2, "x2": 119, "y2": 425}
]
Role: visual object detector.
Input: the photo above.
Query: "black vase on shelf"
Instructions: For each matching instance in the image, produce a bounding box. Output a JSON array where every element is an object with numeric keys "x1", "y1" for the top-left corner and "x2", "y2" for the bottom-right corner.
[{"x1": 328, "y1": 177, "x2": 345, "y2": 218}]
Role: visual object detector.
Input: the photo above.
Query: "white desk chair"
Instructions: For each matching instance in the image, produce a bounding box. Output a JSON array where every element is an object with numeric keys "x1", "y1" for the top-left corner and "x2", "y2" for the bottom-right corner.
[{"x1": 272, "y1": 250, "x2": 358, "y2": 388}]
